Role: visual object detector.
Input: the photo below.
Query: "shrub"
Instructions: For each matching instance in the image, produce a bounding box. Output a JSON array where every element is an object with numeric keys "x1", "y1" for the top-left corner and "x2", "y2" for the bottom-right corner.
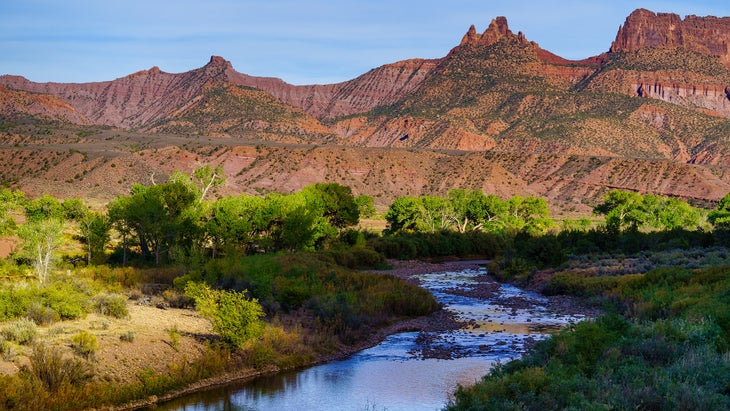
[
  {"x1": 0, "y1": 338, "x2": 16, "y2": 361},
  {"x1": 119, "y1": 330, "x2": 135, "y2": 343},
  {"x1": 27, "y1": 303, "x2": 59, "y2": 326},
  {"x1": 92, "y1": 293, "x2": 128, "y2": 318},
  {"x1": 162, "y1": 288, "x2": 194, "y2": 308},
  {"x1": 70, "y1": 331, "x2": 97, "y2": 360},
  {"x1": 168, "y1": 326, "x2": 180, "y2": 351},
  {"x1": 185, "y1": 282, "x2": 265, "y2": 348},
  {"x1": 30, "y1": 342, "x2": 94, "y2": 392},
  {"x1": 40, "y1": 281, "x2": 91, "y2": 320},
  {"x1": 1, "y1": 318, "x2": 37, "y2": 345},
  {"x1": 0, "y1": 285, "x2": 37, "y2": 321}
]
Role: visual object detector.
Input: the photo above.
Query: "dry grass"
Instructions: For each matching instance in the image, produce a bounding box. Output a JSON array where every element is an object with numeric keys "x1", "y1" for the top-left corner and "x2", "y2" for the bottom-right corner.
[{"x1": 0, "y1": 302, "x2": 213, "y2": 385}]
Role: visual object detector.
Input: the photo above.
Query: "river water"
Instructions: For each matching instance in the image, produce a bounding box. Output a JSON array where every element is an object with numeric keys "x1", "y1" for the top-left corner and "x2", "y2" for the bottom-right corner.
[{"x1": 154, "y1": 268, "x2": 587, "y2": 411}]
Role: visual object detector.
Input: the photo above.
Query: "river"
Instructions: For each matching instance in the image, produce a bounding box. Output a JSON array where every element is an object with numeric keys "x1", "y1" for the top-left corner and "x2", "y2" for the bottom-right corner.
[{"x1": 153, "y1": 267, "x2": 587, "y2": 411}]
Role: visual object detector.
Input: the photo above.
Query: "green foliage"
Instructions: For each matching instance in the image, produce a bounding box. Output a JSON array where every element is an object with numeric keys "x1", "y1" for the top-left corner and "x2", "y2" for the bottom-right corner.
[
  {"x1": 167, "y1": 326, "x2": 180, "y2": 351},
  {"x1": 24, "y1": 194, "x2": 63, "y2": 222},
  {"x1": 0, "y1": 188, "x2": 24, "y2": 235},
  {"x1": 594, "y1": 190, "x2": 704, "y2": 233},
  {"x1": 448, "y1": 311, "x2": 730, "y2": 410},
  {"x1": 384, "y1": 190, "x2": 553, "y2": 235},
  {"x1": 108, "y1": 178, "x2": 200, "y2": 265},
  {"x1": 204, "y1": 183, "x2": 362, "y2": 256},
  {"x1": 1, "y1": 318, "x2": 37, "y2": 344},
  {"x1": 17, "y1": 218, "x2": 64, "y2": 284},
  {"x1": 0, "y1": 284, "x2": 36, "y2": 321},
  {"x1": 27, "y1": 302, "x2": 60, "y2": 325},
  {"x1": 302, "y1": 182, "x2": 360, "y2": 229},
  {"x1": 200, "y1": 253, "x2": 439, "y2": 343},
  {"x1": 70, "y1": 331, "x2": 98, "y2": 360},
  {"x1": 354, "y1": 194, "x2": 376, "y2": 219},
  {"x1": 60, "y1": 197, "x2": 88, "y2": 221},
  {"x1": 40, "y1": 280, "x2": 92, "y2": 320},
  {"x1": 709, "y1": 192, "x2": 730, "y2": 230},
  {"x1": 79, "y1": 211, "x2": 112, "y2": 265},
  {"x1": 192, "y1": 164, "x2": 226, "y2": 202},
  {"x1": 185, "y1": 282, "x2": 265, "y2": 348},
  {"x1": 372, "y1": 230, "x2": 505, "y2": 260},
  {"x1": 92, "y1": 293, "x2": 128, "y2": 318}
]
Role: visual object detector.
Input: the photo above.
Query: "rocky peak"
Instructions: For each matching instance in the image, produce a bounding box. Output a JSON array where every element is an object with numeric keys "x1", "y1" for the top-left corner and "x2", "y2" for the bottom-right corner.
[
  {"x1": 204, "y1": 55, "x2": 234, "y2": 77},
  {"x1": 207, "y1": 55, "x2": 232, "y2": 68},
  {"x1": 459, "y1": 16, "x2": 529, "y2": 47},
  {"x1": 611, "y1": 8, "x2": 730, "y2": 67},
  {"x1": 127, "y1": 66, "x2": 162, "y2": 78}
]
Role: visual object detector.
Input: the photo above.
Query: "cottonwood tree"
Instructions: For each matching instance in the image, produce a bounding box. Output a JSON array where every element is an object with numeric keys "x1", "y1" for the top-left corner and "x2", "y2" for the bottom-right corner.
[
  {"x1": 384, "y1": 196, "x2": 422, "y2": 233},
  {"x1": 595, "y1": 190, "x2": 704, "y2": 232},
  {"x1": 79, "y1": 211, "x2": 111, "y2": 264},
  {"x1": 24, "y1": 194, "x2": 63, "y2": 222},
  {"x1": 709, "y1": 193, "x2": 730, "y2": 229},
  {"x1": 18, "y1": 218, "x2": 64, "y2": 284},
  {"x1": 108, "y1": 179, "x2": 199, "y2": 264},
  {"x1": 301, "y1": 183, "x2": 360, "y2": 230},
  {"x1": 355, "y1": 195, "x2": 376, "y2": 219},
  {"x1": 193, "y1": 165, "x2": 226, "y2": 203},
  {"x1": 205, "y1": 194, "x2": 266, "y2": 256},
  {"x1": 0, "y1": 188, "x2": 24, "y2": 235},
  {"x1": 593, "y1": 190, "x2": 647, "y2": 232}
]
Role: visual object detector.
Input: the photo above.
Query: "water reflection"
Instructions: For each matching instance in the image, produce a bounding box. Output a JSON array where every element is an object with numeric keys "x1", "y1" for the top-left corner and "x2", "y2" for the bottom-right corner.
[{"x1": 155, "y1": 268, "x2": 586, "y2": 411}]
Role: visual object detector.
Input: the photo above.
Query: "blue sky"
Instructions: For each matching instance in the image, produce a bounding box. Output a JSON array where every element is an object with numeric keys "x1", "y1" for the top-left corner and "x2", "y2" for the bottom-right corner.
[{"x1": 2, "y1": 1, "x2": 730, "y2": 85}]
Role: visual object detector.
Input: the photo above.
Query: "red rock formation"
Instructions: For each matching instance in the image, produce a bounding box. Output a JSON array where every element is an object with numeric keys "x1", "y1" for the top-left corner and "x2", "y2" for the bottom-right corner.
[
  {"x1": 229, "y1": 58, "x2": 439, "y2": 120},
  {"x1": 612, "y1": 8, "x2": 730, "y2": 67},
  {"x1": 0, "y1": 85, "x2": 89, "y2": 124},
  {"x1": 459, "y1": 17, "x2": 529, "y2": 47}
]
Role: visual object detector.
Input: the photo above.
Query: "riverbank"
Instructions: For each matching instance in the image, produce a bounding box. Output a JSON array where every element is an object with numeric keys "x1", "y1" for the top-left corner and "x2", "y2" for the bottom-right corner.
[
  {"x1": 0, "y1": 259, "x2": 595, "y2": 410},
  {"x1": 100, "y1": 261, "x2": 483, "y2": 410}
]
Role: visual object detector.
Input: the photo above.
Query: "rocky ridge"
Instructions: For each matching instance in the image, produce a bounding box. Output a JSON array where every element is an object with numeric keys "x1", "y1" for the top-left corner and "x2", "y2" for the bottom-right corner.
[
  {"x1": 1, "y1": 9, "x2": 730, "y2": 207},
  {"x1": 611, "y1": 8, "x2": 730, "y2": 67}
]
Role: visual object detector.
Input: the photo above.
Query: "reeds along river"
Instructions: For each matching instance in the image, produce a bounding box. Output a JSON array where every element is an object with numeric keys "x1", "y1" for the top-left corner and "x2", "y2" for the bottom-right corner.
[{"x1": 153, "y1": 267, "x2": 588, "y2": 411}]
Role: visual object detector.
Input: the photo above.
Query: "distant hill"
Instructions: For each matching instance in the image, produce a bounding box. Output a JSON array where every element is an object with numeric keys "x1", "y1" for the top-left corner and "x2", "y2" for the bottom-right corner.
[{"x1": 1, "y1": 8, "x2": 729, "y2": 212}]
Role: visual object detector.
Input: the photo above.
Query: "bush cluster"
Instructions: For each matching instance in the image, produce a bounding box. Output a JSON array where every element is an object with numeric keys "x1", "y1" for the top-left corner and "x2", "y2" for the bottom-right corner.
[
  {"x1": 190, "y1": 253, "x2": 439, "y2": 344},
  {"x1": 448, "y1": 265, "x2": 730, "y2": 409}
]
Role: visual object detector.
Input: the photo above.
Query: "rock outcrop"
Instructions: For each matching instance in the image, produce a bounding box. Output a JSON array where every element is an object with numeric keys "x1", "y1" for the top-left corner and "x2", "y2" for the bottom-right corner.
[
  {"x1": 1, "y1": 10, "x2": 730, "y2": 208},
  {"x1": 0, "y1": 84, "x2": 89, "y2": 124},
  {"x1": 611, "y1": 8, "x2": 730, "y2": 68},
  {"x1": 459, "y1": 17, "x2": 530, "y2": 47}
]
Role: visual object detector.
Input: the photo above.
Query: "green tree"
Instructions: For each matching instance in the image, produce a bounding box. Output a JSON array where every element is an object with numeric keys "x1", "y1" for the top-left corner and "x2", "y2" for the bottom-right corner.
[
  {"x1": 709, "y1": 192, "x2": 730, "y2": 229},
  {"x1": 193, "y1": 164, "x2": 226, "y2": 203},
  {"x1": 446, "y1": 189, "x2": 510, "y2": 233},
  {"x1": 354, "y1": 195, "x2": 376, "y2": 219},
  {"x1": 500, "y1": 195, "x2": 553, "y2": 234},
  {"x1": 302, "y1": 183, "x2": 360, "y2": 230},
  {"x1": 593, "y1": 190, "x2": 647, "y2": 232},
  {"x1": 18, "y1": 218, "x2": 64, "y2": 284},
  {"x1": 108, "y1": 179, "x2": 199, "y2": 264},
  {"x1": 656, "y1": 197, "x2": 701, "y2": 230},
  {"x1": 24, "y1": 194, "x2": 63, "y2": 222},
  {"x1": 0, "y1": 188, "x2": 24, "y2": 235},
  {"x1": 205, "y1": 195, "x2": 266, "y2": 256},
  {"x1": 80, "y1": 212, "x2": 111, "y2": 264},
  {"x1": 60, "y1": 198, "x2": 88, "y2": 221},
  {"x1": 185, "y1": 282, "x2": 265, "y2": 347},
  {"x1": 385, "y1": 196, "x2": 422, "y2": 234}
]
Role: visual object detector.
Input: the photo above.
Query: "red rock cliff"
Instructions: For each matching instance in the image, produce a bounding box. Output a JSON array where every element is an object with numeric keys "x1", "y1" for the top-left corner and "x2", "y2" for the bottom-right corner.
[{"x1": 612, "y1": 8, "x2": 730, "y2": 67}]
